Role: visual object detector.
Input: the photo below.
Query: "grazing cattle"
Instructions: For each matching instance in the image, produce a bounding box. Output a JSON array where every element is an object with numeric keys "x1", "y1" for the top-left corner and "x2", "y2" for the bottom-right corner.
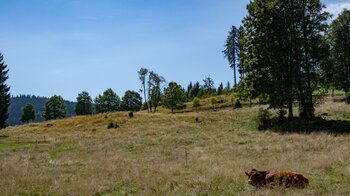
[{"x1": 245, "y1": 168, "x2": 309, "y2": 188}]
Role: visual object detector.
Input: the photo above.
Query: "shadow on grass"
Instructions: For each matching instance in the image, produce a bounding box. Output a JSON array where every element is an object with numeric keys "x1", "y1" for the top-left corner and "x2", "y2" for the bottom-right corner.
[{"x1": 274, "y1": 118, "x2": 350, "y2": 134}]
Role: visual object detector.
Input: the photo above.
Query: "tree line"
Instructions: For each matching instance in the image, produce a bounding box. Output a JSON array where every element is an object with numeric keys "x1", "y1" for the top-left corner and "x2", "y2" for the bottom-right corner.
[{"x1": 223, "y1": 1, "x2": 350, "y2": 120}]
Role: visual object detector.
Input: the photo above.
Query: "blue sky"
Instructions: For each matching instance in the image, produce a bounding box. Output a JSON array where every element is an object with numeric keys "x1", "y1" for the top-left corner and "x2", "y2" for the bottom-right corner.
[{"x1": 1, "y1": 0, "x2": 349, "y2": 101}]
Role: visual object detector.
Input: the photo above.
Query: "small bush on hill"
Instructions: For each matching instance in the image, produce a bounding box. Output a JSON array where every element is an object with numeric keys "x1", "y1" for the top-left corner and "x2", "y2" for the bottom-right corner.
[
  {"x1": 114, "y1": 122, "x2": 119, "y2": 128},
  {"x1": 129, "y1": 111, "x2": 134, "y2": 118},
  {"x1": 210, "y1": 97, "x2": 217, "y2": 109},
  {"x1": 257, "y1": 93, "x2": 270, "y2": 104},
  {"x1": 192, "y1": 97, "x2": 201, "y2": 110},
  {"x1": 255, "y1": 108, "x2": 273, "y2": 130},
  {"x1": 233, "y1": 99, "x2": 242, "y2": 109},
  {"x1": 107, "y1": 121, "x2": 114, "y2": 129},
  {"x1": 175, "y1": 104, "x2": 186, "y2": 110},
  {"x1": 346, "y1": 93, "x2": 350, "y2": 104},
  {"x1": 107, "y1": 121, "x2": 119, "y2": 129},
  {"x1": 140, "y1": 102, "x2": 148, "y2": 111},
  {"x1": 277, "y1": 109, "x2": 287, "y2": 123},
  {"x1": 217, "y1": 99, "x2": 225, "y2": 104}
]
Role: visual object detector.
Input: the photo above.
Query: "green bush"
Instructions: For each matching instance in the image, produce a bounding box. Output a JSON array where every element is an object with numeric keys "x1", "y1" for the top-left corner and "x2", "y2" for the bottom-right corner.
[
  {"x1": 107, "y1": 121, "x2": 119, "y2": 129},
  {"x1": 140, "y1": 102, "x2": 148, "y2": 110},
  {"x1": 114, "y1": 122, "x2": 119, "y2": 128},
  {"x1": 255, "y1": 108, "x2": 273, "y2": 130},
  {"x1": 277, "y1": 109, "x2": 287, "y2": 123},
  {"x1": 192, "y1": 97, "x2": 201, "y2": 109},
  {"x1": 107, "y1": 121, "x2": 114, "y2": 129},
  {"x1": 210, "y1": 97, "x2": 217, "y2": 109},
  {"x1": 217, "y1": 99, "x2": 225, "y2": 104},
  {"x1": 233, "y1": 99, "x2": 242, "y2": 109},
  {"x1": 129, "y1": 111, "x2": 134, "y2": 118},
  {"x1": 346, "y1": 93, "x2": 350, "y2": 104},
  {"x1": 257, "y1": 93, "x2": 270, "y2": 104}
]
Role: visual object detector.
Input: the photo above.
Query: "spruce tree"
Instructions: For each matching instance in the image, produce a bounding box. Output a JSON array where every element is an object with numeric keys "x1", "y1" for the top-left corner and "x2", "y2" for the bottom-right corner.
[
  {"x1": 21, "y1": 103, "x2": 35, "y2": 123},
  {"x1": 0, "y1": 53, "x2": 10, "y2": 129},
  {"x1": 75, "y1": 91, "x2": 93, "y2": 115},
  {"x1": 223, "y1": 26, "x2": 240, "y2": 86},
  {"x1": 42, "y1": 95, "x2": 67, "y2": 120},
  {"x1": 240, "y1": 0, "x2": 329, "y2": 119},
  {"x1": 328, "y1": 9, "x2": 350, "y2": 93}
]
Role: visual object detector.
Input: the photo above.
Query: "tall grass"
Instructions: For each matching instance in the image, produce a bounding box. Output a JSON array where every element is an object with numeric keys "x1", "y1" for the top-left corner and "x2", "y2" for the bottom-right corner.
[{"x1": 0, "y1": 96, "x2": 350, "y2": 195}]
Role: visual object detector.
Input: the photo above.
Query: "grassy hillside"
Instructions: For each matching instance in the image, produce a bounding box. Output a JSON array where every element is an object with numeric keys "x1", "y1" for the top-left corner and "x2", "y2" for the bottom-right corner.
[{"x1": 0, "y1": 96, "x2": 350, "y2": 195}]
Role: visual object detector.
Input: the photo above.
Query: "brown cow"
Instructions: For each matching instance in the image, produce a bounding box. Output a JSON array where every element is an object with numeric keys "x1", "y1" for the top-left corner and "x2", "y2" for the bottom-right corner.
[{"x1": 245, "y1": 168, "x2": 309, "y2": 188}]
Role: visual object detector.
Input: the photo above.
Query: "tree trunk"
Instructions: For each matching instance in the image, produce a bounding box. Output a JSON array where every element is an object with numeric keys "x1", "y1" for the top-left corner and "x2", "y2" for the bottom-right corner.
[
  {"x1": 233, "y1": 61, "x2": 237, "y2": 86},
  {"x1": 143, "y1": 83, "x2": 150, "y2": 113},
  {"x1": 288, "y1": 104, "x2": 293, "y2": 119}
]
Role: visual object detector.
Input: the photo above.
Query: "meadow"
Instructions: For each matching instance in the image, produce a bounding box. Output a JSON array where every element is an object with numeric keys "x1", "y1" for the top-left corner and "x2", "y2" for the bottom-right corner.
[{"x1": 1, "y1": 95, "x2": 350, "y2": 195}]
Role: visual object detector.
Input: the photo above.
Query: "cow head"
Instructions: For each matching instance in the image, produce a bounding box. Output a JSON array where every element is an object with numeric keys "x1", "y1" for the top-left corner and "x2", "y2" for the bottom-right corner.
[{"x1": 245, "y1": 168, "x2": 267, "y2": 187}]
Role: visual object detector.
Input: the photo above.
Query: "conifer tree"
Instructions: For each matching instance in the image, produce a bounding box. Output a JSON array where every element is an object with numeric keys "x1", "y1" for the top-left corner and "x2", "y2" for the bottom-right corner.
[
  {"x1": 328, "y1": 9, "x2": 350, "y2": 93},
  {"x1": 21, "y1": 103, "x2": 35, "y2": 123},
  {"x1": 223, "y1": 26, "x2": 240, "y2": 86},
  {"x1": 0, "y1": 53, "x2": 10, "y2": 129},
  {"x1": 240, "y1": 0, "x2": 329, "y2": 119},
  {"x1": 75, "y1": 91, "x2": 93, "y2": 115},
  {"x1": 42, "y1": 95, "x2": 67, "y2": 120}
]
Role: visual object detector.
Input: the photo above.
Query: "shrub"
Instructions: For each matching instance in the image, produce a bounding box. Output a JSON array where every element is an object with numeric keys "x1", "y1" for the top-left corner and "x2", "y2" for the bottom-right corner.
[
  {"x1": 277, "y1": 109, "x2": 287, "y2": 123},
  {"x1": 192, "y1": 97, "x2": 201, "y2": 110},
  {"x1": 257, "y1": 93, "x2": 270, "y2": 104},
  {"x1": 107, "y1": 121, "x2": 114, "y2": 129},
  {"x1": 255, "y1": 108, "x2": 273, "y2": 130},
  {"x1": 346, "y1": 93, "x2": 350, "y2": 104},
  {"x1": 107, "y1": 121, "x2": 119, "y2": 129},
  {"x1": 140, "y1": 102, "x2": 148, "y2": 110},
  {"x1": 233, "y1": 99, "x2": 242, "y2": 109},
  {"x1": 195, "y1": 117, "x2": 199, "y2": 122},
  {"x1": 217, "y1": 99, "x2": 225, "y2": 104},
  {"x1": 210, "y1": 97, "x2": 217, "y2": 109},
  {"x1": 175, "y1": 104, "x2": 186, "y2": 110},
  {"x1": 114, "y1": 122, "x2": 119, "y2": 128},
  {"x1": 129, "y1": 111, "x2": 134, "y2": 118}
]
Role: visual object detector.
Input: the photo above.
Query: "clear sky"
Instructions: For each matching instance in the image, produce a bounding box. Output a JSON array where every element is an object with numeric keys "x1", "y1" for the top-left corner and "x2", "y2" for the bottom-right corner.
[{"x1": 1, "y1": 0, "x2": 349, "y2": 101}]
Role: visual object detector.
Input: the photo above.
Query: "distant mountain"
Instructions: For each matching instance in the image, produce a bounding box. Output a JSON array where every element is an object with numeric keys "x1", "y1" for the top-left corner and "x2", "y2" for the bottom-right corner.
[{"x1": 7, "y1": 95, "x2": 76, "y2": 126}]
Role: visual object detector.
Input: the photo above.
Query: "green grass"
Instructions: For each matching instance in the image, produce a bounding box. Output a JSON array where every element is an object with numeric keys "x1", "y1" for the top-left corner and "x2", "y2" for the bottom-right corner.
[{"x1": 0, "y1": 142, "x2": 40, "y2": 150}]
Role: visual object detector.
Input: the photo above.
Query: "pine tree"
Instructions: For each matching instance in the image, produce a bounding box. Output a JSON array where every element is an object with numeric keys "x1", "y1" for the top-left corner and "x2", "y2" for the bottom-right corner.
[
  {"x1": 95, "y1": 89, "x2": 121, "y2": 113},
  {"x1": 121, "y1": 90, "x2": 142, "y2": 111},
  {"x1": 328, "y1": 9, "x2": 350, "y2": 93},
  {"x1": 149, "y1": 71, "x2": 165, "y2": 112},
  {"x1": 42, "y1": 95, "x2": 67, "y2": 120},
  {"x1": 223, "y1": 26, "x2": 240, "y2": 86},
  {"x1": 162, "y1": 82, "x2": 186, "y2": 113},
  {"x1": 240, "y1": 0, "x2": 329, "y2": 119},
  {"x1": 0, "y1": 53, "x2": 10, "y2": 129},
  {"x1": 21, "y1": 103, "x2": 35, "y2": 123},
  {"x1": 217, "y1": 82, "x2": 224, "y2": 95},
  {"x1": 138, "y1": 68, "x2": 149, "y2": 112},
  {"x1": 75, "y1": 91, "x2": 93, "y2": 115}
]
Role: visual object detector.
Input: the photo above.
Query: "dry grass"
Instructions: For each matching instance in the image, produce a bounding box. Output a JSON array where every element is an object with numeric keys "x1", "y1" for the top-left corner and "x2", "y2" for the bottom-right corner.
[{"x1": 1, "y1": 97, "x2": 350, "y2": 195}]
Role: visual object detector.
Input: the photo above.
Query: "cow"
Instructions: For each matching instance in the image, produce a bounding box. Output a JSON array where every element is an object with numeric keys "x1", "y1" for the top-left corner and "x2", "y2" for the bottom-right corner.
[{"x1": 245, "y1": 168, "x2": 309, "y2": 188}]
